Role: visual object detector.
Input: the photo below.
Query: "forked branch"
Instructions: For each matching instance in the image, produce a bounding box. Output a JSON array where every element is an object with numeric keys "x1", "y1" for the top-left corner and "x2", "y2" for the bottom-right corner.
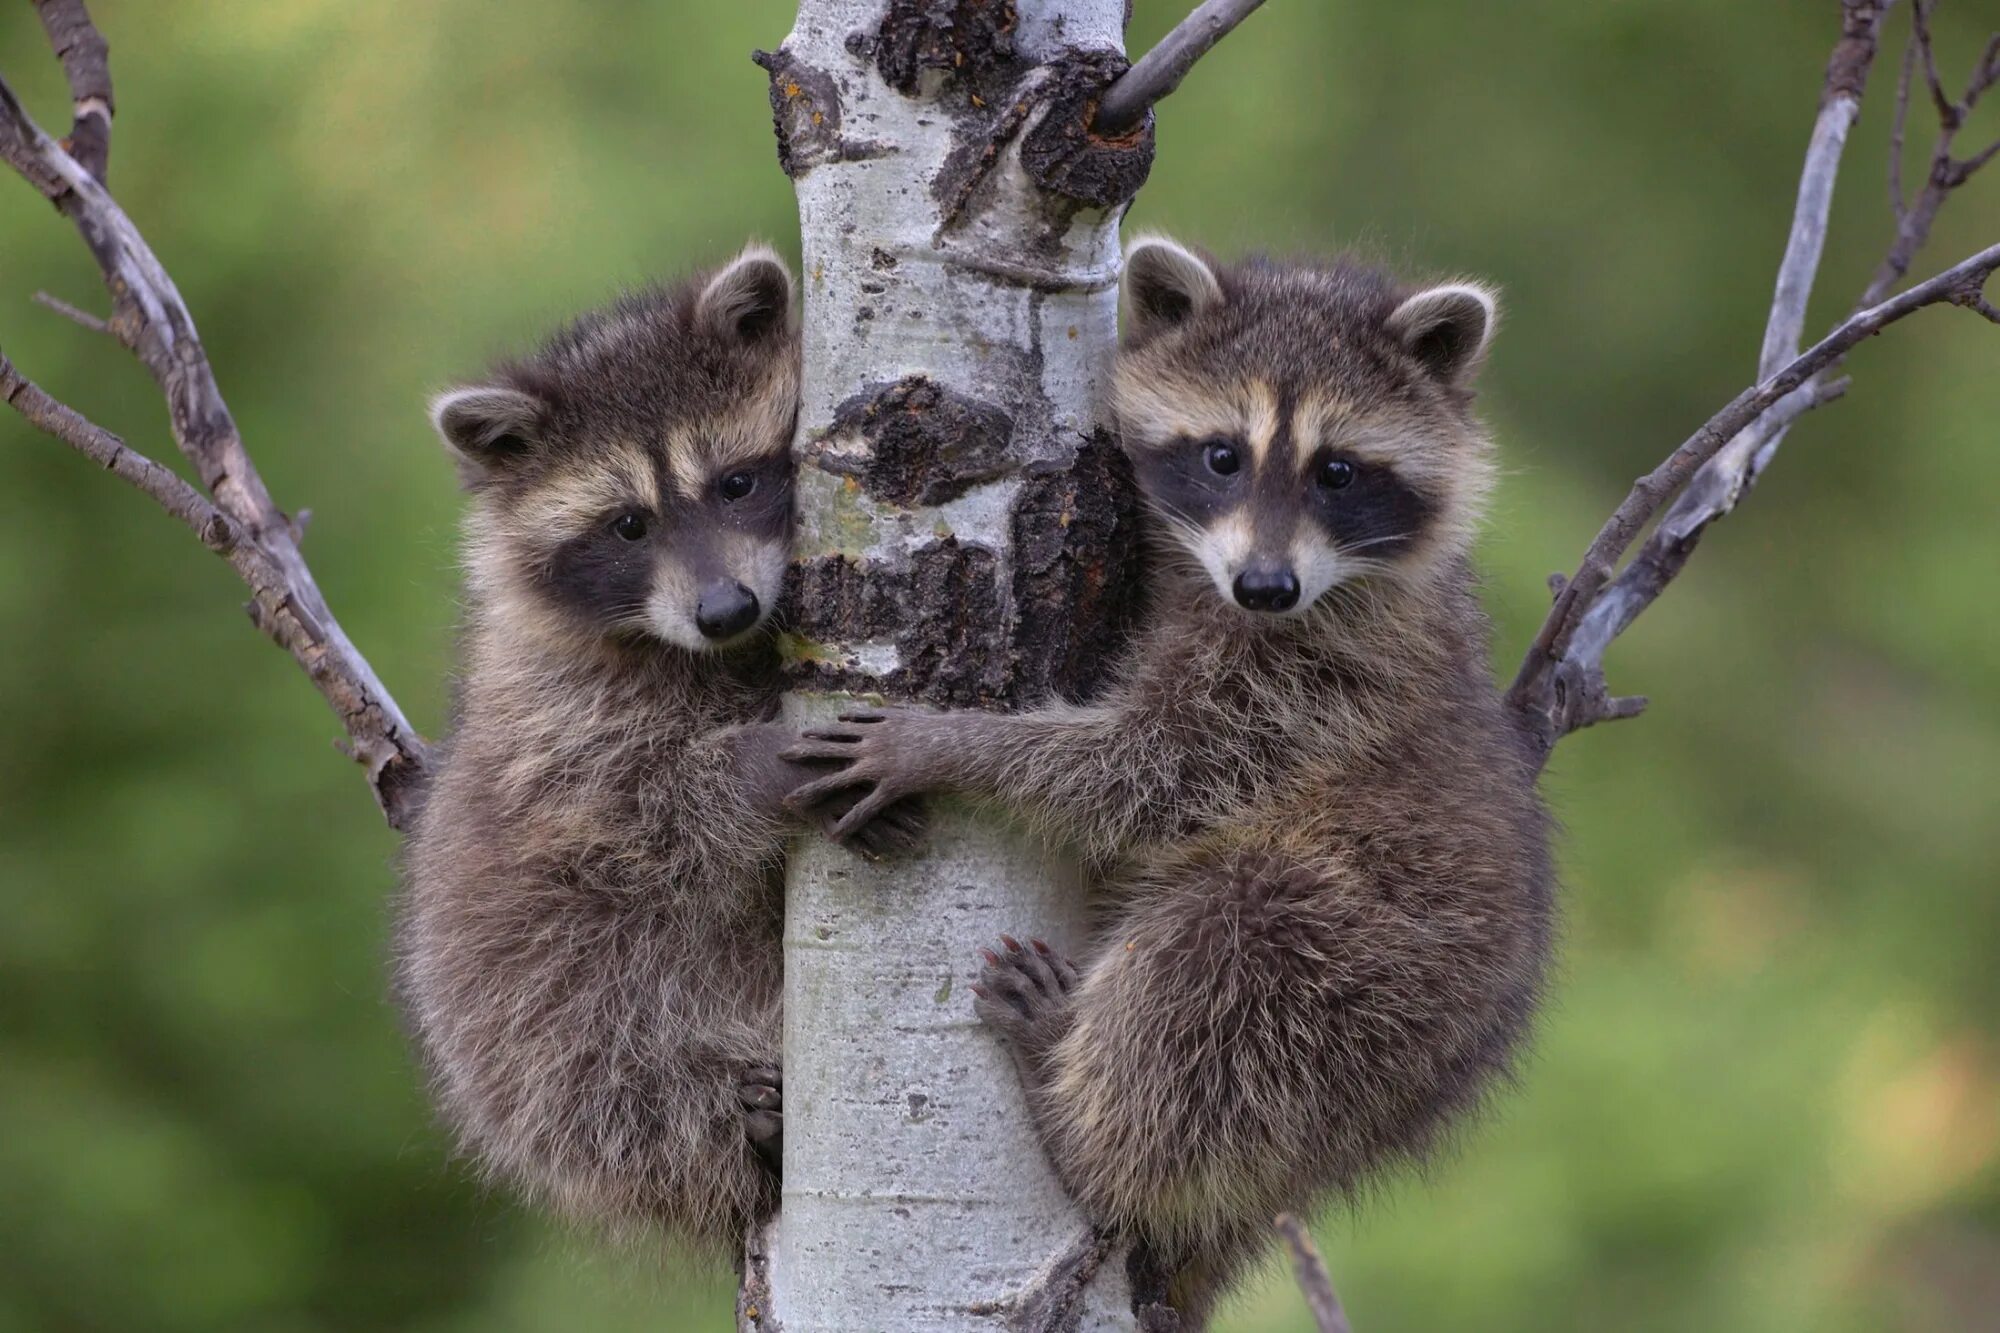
[
  {"x1": 31, "y1": 0, "x2": 111, "y2": 181},
  {"x1": 1509, "y1": 0, "x2": 2000, "y2": 762},
  {"x1": 0, "y1": 12, "x2": 428, "y2": 826}
]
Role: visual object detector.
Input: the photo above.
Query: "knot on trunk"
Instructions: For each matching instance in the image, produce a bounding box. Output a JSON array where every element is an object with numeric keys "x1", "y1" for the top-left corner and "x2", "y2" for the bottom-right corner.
[
  {"x1": 869, "y1": 0, "x2": 1023, "y2": 103},
  {"x1": 1019, "y1": 49, "x2": 1155, "y2": 208},
  {"x1": 816, "y1": 376, "x2": 1015, "y2": 507}
]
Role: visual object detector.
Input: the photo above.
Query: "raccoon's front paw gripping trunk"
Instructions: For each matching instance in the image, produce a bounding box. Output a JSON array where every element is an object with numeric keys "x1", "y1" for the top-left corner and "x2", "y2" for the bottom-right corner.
[
  {"x1": 781, "y1": 706, "x2": 985, "y2": 842},
  {"x1": 728, "y1": 719, "x2": 927, "y2": 856},
  {"x1": 783, "y1": 703, "x2": 1169, "y2": 857}
]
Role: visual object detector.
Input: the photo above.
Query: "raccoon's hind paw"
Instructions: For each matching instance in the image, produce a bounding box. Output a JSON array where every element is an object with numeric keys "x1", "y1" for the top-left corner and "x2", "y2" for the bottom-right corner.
[
  {"x1": 972, "y1": 935, "x2": 1078, "y2": 1060},
  {"x1": 738, "y1": 1065, "x2": 782, "y2": 1175}
]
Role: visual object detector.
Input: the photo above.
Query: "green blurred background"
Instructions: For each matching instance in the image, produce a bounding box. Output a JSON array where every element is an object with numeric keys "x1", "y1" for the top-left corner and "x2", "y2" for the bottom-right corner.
[{"x1": 2, "y1": 2, "x2": 1996, "y2": 1330}]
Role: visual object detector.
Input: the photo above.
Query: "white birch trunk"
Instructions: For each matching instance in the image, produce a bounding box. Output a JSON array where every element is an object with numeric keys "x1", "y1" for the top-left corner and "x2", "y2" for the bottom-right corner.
[{"x1": 746, "y1": 3, "x2": 1156, "y2": 1328}]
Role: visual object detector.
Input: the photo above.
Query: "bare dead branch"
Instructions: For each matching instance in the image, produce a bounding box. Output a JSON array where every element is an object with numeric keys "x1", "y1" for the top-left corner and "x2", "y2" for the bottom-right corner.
[
  {"x1": 1545, "y1": 374, "x2": 1849, "y2": 726},
  {"x1": 0, "y1": 346, "x2": 432, "y2": 810},
  {"x1": 1508, "y1": 0, "x2": 2000, "y2": 761},
  {"x1": 31, "y1": 289, "x2": 111, "y2": 334},
  {"x1": 0, "y1": 35, "x2": 428, "y2": 826},
  {"x1": 1890, "y1": 31, "x2": 1915, "y2": 220},
  {"x1": 1093, "y1": 0, "x2": 1268, "y2": 135},
  {"x1": 1516, "y1": 0, "x2": 1887, "y2": 750},
  {"x1": 31, "y1": 0, "x2": 111, "y2": 182},
  {"x1": 1761, "y1": 15, "x2": 1881, "y2": 379},
  {"x1": 1275, "y1": 1214, "x2": 1353, "y2": 1333},
  {"x1": 1913, "y1": 0, "x2": 1957, "y2": 123},
  {"x1": 1511, "y1": 243, "x2": 2000, "y2": 754},
  {"x1": 1, "y1": 350, "x2": 229, "y2": 546},
  {"x1": 1866, "y1": 2, "x2": 2000, "y2": 304},
  {"x1": 1955, "y1": 133, "x2": 2000, "y2": 179}
]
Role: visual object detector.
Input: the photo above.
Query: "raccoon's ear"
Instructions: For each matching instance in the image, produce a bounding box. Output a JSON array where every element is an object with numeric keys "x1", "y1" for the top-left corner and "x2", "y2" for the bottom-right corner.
[
  {"x1": 429, "y1": 384, "x2": 546, "y2": 482},
  {"x1": 695, "y1": 245, "x2": 796, "y2": 345},
  {"x1": 1121, "y1": 235, "x2": 1222, "y2": 340},
  {"x1": 1387, "y1": 283, "x2": 1497, "y2": 386}
]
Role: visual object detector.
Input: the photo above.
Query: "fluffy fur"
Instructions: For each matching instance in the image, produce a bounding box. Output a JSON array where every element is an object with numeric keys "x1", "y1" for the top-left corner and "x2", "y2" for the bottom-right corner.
[
  {"x1": 396, "y1": 249, "x2": 820, "y2": 1253},
  {"x1": 790, "y1": 238, "x2": 1553, "y2": 1318}
]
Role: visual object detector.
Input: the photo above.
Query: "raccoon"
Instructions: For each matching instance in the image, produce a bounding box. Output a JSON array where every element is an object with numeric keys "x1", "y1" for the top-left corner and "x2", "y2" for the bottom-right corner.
[
  {"x1": 395, "y1": 248, "x2": 917, "y2": 1254},
  {"x1": 785, "y1": 237, "x2": 1555, "y2": 1316}
]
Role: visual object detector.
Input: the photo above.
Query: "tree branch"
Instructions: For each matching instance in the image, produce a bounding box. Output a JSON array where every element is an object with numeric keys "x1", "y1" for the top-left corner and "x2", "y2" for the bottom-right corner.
[
  {"x1": 735, "y1": 1220, "x2": 777, "y2": 1333},
  {"x1": 1508, "y1": 0, "x2": 1891, "y2": 750},
  {"x1": 1, "y1": 351, "x2": 231, "y2": 546},
  {"x1": 1511, "y1": 243, "x2": 1999, "y2": 754},
  {"x1": 31, "y1": 0, "x2": 111, "y2": 182},
  {"x1": 31, "y1": 289, "x2": 112, "y2": 335},
  {"x1": 1865, "y1": 1, "x2": 2000, "y2": 305},
  {"x1": 1093, "y1": 0, "x2": 1268, "y2": 134},
  {"x1": 0, "y1": 25, "x2": 428, "y2": 826},
  {"x1": 1508, "y1": 0, "x2": 2000, "y2": 762},
  {"x1": 1275, "y1": 1214, "x2": 1353, "y2": 1333},
  {"x1": 1889, "y1": 30, "x2": 1915, "y2": 222}
]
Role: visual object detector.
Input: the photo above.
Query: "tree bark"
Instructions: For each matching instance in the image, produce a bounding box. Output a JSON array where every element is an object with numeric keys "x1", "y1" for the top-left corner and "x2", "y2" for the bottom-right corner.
[{"x1": 754, "y1": 2, "x2": 1154, "y2": 1327}]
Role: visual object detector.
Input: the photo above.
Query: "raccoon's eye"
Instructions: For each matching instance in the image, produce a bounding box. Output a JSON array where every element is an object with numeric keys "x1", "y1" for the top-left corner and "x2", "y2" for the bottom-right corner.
[
  {"x1": 610, "y1": 512, "x2": 649, "y2": 541},
  {"x1": 718, "y1": 470, "x2": 757, "y2": 502},
  {"x1": 1201, "y1": 439, "x2": 1241, "y2": 477},
  {"x1": 1317, "y1": 457, "x2": 1356, "y2": 491}
]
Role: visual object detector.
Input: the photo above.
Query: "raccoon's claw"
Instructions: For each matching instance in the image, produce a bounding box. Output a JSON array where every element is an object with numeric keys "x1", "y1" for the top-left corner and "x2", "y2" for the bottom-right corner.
[
  {"x1": 843, "y1": 796, "x2": 929, "y2": 859},
  {"x1": 973, "y1": 934, "x2": 1077, "y2": 1058},
  {"x1": 826, "y1": 785, "x2": 900, "y2": 843},
  {"x1": 739, "y1": 1065, "x2": 783, "y2": 1174}
]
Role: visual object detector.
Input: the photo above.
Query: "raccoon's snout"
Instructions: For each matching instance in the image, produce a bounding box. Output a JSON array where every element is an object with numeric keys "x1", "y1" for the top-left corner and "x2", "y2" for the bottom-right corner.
[
  {"x1": 1232, "y1": 563, "x2": 1301, "y2": 613},
  {"x1": 695, "y1": 580, "x2": 761, "y2": 640}
]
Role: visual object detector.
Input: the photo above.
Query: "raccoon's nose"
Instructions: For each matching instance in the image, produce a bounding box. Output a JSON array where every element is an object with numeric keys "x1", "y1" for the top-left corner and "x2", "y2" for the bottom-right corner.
[
  {"x1": 695, "y1": 581, "x2": 761, "y2": 640},
  {"x1": 1232, "y1": 564, "x2": 1301, "y2": 613}
]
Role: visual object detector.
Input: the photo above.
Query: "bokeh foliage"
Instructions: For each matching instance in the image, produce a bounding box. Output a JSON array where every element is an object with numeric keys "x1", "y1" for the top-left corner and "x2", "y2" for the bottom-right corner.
[{"x1": 1, "y1": 3, "x2": 1996, "y2": 1330}]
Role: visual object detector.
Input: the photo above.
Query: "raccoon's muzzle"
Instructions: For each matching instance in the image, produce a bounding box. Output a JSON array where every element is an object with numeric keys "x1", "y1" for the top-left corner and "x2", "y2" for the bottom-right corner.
[
  {"x1": 695, "y1": 579, "x2": 761, "y2": 640},
  {"x1": 1232, "y1": 561, "x2": 1300, "y2": 612}
]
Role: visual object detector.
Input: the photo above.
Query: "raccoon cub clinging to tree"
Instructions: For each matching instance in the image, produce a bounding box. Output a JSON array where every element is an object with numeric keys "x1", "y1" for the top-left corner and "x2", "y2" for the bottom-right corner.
[
  {"x1": 396, "y1": 248, "x2": 914, "y2": 1254},
  {"x1": 789, "y1": 237, "x2": 1555, "y2": 1314}
]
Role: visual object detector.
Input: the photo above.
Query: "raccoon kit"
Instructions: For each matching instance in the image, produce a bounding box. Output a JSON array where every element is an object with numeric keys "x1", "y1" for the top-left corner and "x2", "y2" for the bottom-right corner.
[
  {"x1": 791, "y1": 238, "x2": 1555, "y2": 1313},
  {"x1": 396, "y1": 249, "x2": 916, "y2": 1252}
]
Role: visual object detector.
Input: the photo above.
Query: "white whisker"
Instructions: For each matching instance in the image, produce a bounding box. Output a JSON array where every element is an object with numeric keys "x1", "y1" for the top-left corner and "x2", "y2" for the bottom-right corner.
[{"x1": 1339, "y1": 531, "x2": 1414, "y2": 555}]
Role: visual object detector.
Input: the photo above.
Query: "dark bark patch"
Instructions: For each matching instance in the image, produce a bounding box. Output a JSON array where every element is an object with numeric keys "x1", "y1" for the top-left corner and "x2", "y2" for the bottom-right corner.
[
  {"x1": 785, "y1": 432, "x2": 1145, "y2": 710},
  {"x1": 816, "y1": 376, "x2": 1014, "y2": 508},
  {"x1": 1019, "y1": 50, "x2": 1155, "y2": 208},
  {"x1": 933, "y1": 49, "x2": 1153, "y2": 237},
  {"x1": 1009, "y1": 429, "x2": 1147, "y2": 702},
  {"x1": 873, "y1": 0, "x2": 1023, "y2": 102},
  {"x1": 752, "y1": 46, "x2": 889, "y2": 178},
  {"x1": 786, "y1": 539, "x2": 1009, "y2": 708},
  {"x1": 933, "y1": 85, "x2": 1042, "y2": 233}
]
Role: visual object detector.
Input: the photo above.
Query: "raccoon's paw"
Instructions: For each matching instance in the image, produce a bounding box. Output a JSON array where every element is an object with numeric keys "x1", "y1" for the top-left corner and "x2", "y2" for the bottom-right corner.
[
  {"x1": 780, "y1": 708, "x2": 949, "y2": 844},
  {"x1": 821, "y1": 792, "x2": 930, "y2": 860},
  {"x1": 972, "y1": 935, "x2": 1078, "y2": 1061},
  {"x1": 738, "y1": 1065, "x2": 782, "y2": 1175}
]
